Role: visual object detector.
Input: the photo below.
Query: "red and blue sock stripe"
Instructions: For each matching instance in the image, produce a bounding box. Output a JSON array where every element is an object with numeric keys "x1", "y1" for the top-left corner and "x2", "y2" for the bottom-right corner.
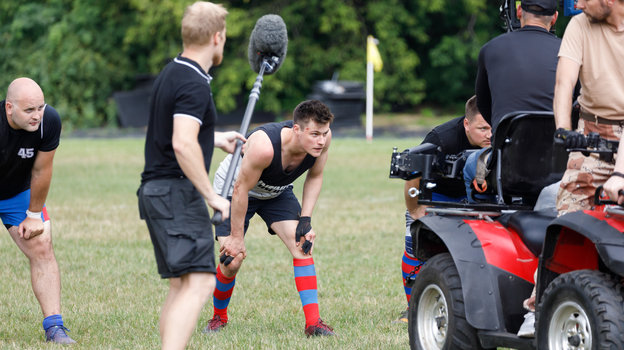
[
  {"x1": 402, "y1": 250, "x2": 424, "y2": 304},
  {"x1": 213, "y1": 265, "x2": 236, "y2": 322},
  {"x1": 294, "y1": 257, "x2": 319, "y2": 327}
]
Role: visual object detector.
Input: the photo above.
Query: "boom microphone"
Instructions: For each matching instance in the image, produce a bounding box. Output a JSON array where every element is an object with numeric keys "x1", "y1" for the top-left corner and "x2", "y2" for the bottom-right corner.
[
  {"x1": 211, "y1": 14, "x2": 288, "y2": 231},
  {"x1": 247, "y1": 14, "x2": 288, "y2": 74}
]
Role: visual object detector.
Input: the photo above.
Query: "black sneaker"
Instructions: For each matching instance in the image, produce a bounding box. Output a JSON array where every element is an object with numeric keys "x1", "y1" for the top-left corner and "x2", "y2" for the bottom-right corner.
[
  {"x1": 45, "y1": 325, "x2": 76, "y2": 344},
  {"x1": 304, "y1": 319, "x2": 335, "y2": 337}
]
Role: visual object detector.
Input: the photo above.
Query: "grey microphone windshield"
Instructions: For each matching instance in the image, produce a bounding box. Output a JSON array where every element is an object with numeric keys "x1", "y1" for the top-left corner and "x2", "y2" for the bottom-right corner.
[{"x1": 247, "y1": 14, "x2": 288, "y2": 74}]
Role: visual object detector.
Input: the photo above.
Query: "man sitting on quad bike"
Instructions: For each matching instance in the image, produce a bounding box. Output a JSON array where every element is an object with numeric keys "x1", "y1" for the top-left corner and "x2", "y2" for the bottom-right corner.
[
  {"x1": 395, "y1": 95, "x2": 491, "y2": 323},
  {"x1": 463, "y1": 0, "x2": 561, "y2": 336}
]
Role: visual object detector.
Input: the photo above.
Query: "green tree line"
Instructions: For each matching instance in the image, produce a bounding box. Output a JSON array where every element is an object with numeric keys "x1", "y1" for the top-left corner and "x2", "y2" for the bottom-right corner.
[{"x1": 0, "y1": 0, "x2": 529, "y2": 129}]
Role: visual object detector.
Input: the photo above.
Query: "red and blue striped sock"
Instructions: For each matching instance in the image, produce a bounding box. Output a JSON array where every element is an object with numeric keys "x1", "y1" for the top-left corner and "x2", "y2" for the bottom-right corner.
[
  {"x1": 293, "y1": 257, "x2": 320, "y2": 327},
  {"x1": 402, "y1": 250, "x2": 424, "y2": 304},
  {"x1": 213, "y1": 265, "x2": 236, "y2": 322}
]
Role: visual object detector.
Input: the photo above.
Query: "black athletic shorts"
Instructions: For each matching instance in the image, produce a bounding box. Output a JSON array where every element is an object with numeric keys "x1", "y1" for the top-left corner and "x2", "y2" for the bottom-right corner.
[
  {"x1": 215, "y1": 187, "x2": 301, "y2": 237},
  {"x1": 138, "y1": 178, "x2": 216, "y2": 278}
]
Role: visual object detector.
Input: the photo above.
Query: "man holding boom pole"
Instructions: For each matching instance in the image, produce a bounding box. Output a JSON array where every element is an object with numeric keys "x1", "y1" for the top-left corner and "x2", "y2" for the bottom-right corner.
[{"x1": 137, "y1": 2, "x2": 243, "y2": 349}]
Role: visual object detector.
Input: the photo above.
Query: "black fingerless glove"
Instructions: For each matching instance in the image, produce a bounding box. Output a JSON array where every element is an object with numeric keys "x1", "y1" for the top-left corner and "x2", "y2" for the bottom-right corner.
[
  {"x1": 301, "y1": 240, "x2": 313, "y2": 254},
  {"x1": 295, "y1": 216, "x2": 312, "y2": 243},
  {"x1": 554, "y1": 128, "x2": 587, "y2": 148}
]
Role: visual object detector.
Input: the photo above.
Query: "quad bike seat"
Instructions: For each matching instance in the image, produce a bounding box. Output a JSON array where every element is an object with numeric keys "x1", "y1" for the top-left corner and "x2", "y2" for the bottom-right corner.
[
  {"x1": 506, "y1": 210, "x2": 556, "y2": 257},
  {"x1": 476, "y1": 111, "x2": 567, "y2": 207}
]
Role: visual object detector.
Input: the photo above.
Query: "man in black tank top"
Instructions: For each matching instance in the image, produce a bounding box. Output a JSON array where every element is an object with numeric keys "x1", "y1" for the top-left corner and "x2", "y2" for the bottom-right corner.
[{"x1": 205, "y1": 100, "x2": 336, "y2": 336}]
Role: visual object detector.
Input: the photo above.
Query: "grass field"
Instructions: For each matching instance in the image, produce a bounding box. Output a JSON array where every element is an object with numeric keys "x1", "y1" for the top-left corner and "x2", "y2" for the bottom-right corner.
[{"x1": 0, "y1": 135, "x2": 424, "y2": 349}]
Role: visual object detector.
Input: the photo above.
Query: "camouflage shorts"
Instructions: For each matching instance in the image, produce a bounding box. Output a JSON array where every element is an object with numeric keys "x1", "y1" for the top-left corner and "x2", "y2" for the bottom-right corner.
[{"x1": 556, "y1": 119, "x2": 623, "y2": 215}]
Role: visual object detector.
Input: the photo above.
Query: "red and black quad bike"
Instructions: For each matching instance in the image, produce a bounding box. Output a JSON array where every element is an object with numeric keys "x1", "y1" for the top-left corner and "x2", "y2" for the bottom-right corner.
[{"x1": 390, "y1": 111, "x2": 624, "y2": 350}]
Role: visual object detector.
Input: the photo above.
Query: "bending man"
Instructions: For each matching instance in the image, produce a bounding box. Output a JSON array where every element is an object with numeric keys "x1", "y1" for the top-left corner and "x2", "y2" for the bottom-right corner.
[
  {"x1": 395, "y1": 95, "x2": 491, "y2": 323},
  {"x1": 206, "y1": 100, "x2": 335, "y2": 337},
  {"x1": 0, "y1": 77, "x2": 76, "y2": 344}
]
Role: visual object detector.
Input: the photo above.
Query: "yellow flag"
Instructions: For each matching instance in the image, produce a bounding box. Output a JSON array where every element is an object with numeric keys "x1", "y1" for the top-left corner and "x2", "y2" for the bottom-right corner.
[{"x1": 367, "y1": 35, "x2": 383, "y2": 72}]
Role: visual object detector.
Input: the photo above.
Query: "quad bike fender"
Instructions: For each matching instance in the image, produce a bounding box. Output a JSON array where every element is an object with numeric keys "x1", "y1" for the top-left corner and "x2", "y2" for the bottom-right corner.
[
  {"x1": 414, "y1": 215, "x2": 510, "y2": 331},
  {"x1": 541, "y1": 210, "x2": 624, "y2": 278}
]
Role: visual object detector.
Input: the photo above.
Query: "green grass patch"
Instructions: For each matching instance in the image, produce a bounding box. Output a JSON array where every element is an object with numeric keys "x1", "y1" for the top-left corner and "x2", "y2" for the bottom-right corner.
[{"x1": 1, "y1": 136, "x2": 426, "y2": 349}]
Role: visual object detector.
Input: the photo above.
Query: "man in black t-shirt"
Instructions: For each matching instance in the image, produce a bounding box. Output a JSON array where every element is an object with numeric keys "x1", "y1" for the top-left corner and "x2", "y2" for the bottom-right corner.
[
  {"x1": 395, "y1": 95, "x2": 491, "y2": 323},
  {"x1": 0, "y1": 77, "x2": 75, "y2": 344},
  {"x1": 475, "y1": 0, "x2": 560, "y2": 133},
  {"x1": 137, "y1": 3, "x2": 243, "y2": 349}
]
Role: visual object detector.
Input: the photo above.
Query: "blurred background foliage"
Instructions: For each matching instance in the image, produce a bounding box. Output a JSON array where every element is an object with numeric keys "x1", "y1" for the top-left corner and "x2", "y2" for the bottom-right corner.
[{"x1": 0, "y1": 0, "x2": 541, "y2": 129}]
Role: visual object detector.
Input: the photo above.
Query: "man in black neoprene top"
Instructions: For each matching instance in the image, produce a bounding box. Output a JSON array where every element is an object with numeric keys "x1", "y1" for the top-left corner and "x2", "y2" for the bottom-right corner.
[
  {"x1": 394, "y1": 95, "x2": 491, "y2": 323},
  {"x1": 137, "y1": 3, "x2": 243, "y2": 349},
  {"x1": 204, "y1": 100, "x2": 336, "y2": 337},
  {"x1": 419, "y1": 106, "x2": 492, "y2": 198},
  {"x1": 0, "y1": 77, "x2": 75, "y2": 344}
]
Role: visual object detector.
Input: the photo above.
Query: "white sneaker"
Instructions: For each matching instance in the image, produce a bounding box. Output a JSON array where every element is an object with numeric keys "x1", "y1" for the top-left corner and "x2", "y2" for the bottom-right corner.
[{"x1": 517, "y1": 311, "x2": 535, "y2": 338}]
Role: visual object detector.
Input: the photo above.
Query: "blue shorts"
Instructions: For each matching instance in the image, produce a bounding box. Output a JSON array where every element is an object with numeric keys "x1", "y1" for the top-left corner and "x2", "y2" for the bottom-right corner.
[
  {"x1": 215, "y1": 187, "x2": 301, "y2": 237},
  {"x1": 0, "y1": 189, "x2": 48, "y2": 229}
]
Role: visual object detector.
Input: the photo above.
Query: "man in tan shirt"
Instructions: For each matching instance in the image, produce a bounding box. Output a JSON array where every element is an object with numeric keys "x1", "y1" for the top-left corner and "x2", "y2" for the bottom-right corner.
[{"x1": 515, "y1": 0, "x2": 624, "y2": 338}]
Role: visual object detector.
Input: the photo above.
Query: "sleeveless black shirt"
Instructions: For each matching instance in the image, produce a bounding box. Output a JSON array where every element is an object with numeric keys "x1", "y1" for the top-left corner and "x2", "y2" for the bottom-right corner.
[{"x1": 252, "y1": 120, "x2": 316, "y2": 188}]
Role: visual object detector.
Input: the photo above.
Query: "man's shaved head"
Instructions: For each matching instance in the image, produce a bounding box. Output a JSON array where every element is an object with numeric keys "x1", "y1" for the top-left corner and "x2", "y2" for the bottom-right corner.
[
  {"x1": 6, "y1": 77, "x2": 43, "y2": 103},
  {"x1": 5, "y1": 77, "x2": 46, "y2": 132}
]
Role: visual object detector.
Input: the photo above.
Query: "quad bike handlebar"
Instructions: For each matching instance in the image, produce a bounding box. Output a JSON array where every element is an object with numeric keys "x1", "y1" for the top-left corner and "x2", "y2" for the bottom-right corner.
[{"x1": 555, "y1": 131, "x2": 620, "y2": 162}]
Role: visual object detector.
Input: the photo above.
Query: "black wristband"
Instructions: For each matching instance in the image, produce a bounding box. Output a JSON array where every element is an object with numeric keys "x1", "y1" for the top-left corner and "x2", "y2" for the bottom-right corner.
[{"x1": 612, "y1": 171, "x2": 624, "y2": 179}]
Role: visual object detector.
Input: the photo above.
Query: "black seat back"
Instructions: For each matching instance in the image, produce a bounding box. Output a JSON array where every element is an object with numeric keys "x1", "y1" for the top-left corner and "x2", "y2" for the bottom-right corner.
[{"x1": 487, "y1": 111, "x2": 567, "y2": 206}]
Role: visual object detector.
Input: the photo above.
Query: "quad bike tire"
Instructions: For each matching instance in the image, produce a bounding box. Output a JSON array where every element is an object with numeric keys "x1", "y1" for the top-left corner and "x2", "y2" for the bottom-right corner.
[
  {"x1": 408, "y1": 253, "x2": 488, "y2": 350},
  {"x1": 537, "y1": 269, "x2": 624, "y2": 350}
]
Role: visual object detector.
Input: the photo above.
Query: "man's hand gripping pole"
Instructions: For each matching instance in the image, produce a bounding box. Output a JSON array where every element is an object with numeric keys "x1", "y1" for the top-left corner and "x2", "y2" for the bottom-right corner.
[{"x1": 213, "y1": 59, "x2": 278, "y2": 266}]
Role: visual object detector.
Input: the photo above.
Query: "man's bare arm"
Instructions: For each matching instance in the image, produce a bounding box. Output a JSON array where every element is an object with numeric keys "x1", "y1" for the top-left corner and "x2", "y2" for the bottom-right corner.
[
  {"x1": 19, "y1": 149, "x2": 55, "y2": 239},
  {"x1": 553, "y1": 56, "x2": 581, "y2": 130},
  {"x1": 404, "y1": 178, "x2": 427, "y2": 220},
  {"x1": 220, "y1": 132, "x2": 273, "y2": 258},
  {"x1": 172, "y1": 117, "x2": 230, "y2": 217}
]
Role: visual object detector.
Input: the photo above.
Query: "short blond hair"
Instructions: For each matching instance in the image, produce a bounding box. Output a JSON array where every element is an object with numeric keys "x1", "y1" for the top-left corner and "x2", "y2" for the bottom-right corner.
[
  {"x1": 465, "y1": 95, "x2": 480, "y2": 122},
  {"x1": 181, "y1": 2, "x2": 228, "y2": 47}
]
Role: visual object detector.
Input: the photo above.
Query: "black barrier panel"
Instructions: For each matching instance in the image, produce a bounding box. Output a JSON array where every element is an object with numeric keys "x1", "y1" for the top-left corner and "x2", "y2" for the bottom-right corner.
[
  {"x1": 307, "y1": 80, "x2": 365, "y2": 128},
  {"x1": 113, "y1": 76, "x2": 275, "y2": 128}
]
